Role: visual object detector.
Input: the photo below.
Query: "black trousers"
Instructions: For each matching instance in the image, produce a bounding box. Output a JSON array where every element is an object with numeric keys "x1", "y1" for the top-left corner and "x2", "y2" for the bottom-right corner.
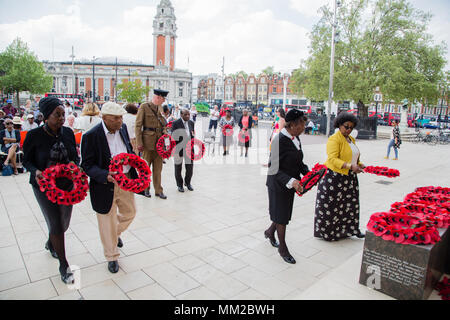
[{"x1": 175, "y1": 157, "x2": 193, "y2": 187}]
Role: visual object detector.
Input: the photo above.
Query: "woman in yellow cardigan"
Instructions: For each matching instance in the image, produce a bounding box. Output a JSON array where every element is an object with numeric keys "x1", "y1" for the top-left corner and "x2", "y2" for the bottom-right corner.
[{"x1": 314, "y1": 112, "x2": 366, "y2": 241}]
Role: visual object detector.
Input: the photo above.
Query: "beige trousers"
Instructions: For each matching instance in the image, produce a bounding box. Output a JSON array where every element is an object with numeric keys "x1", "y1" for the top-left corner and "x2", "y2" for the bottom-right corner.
[{"x1": 97, "y1": 184, "x2": 136, "y2": 261}]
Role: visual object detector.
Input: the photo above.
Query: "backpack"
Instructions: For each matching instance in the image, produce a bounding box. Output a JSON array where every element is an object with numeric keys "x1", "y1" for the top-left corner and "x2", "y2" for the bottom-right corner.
[{"x1": 2, "y1": 164, "x2": 13, "y2": 176}]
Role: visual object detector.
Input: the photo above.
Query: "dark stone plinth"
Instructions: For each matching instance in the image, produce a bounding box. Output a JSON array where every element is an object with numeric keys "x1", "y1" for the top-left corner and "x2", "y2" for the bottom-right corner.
[{"x1": 359, "y1": 228, "x2": 450, "y2": 300}]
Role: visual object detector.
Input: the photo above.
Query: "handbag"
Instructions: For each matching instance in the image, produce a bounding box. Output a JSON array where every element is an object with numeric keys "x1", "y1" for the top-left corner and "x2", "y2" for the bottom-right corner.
[{"x1": 2, "y1": 164, "x2": 13, "y2": 176}]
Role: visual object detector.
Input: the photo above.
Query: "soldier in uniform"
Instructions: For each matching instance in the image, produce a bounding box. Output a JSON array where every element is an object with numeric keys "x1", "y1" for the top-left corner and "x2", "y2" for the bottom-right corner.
[{"x1": 135, "y1": 89, "x2": 169, "y2": 199}]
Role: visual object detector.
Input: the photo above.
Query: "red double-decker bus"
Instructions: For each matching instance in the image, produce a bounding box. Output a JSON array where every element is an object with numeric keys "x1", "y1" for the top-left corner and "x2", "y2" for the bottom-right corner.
[{"x1": 44, "y1": 93, "x2": 85, "y2": 109}]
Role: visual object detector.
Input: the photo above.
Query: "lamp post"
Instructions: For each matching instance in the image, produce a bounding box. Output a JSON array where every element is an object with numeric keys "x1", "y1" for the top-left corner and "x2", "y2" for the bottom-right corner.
[
  {"x1": 92, "y1": 56, "x2": 99, "y2": 103},
  {"x1": 326, "y1": 0, "x2": 338, "y2": 137},
  {"x1": 70, "y1": 46, "x2": 75, "y2": 99}
]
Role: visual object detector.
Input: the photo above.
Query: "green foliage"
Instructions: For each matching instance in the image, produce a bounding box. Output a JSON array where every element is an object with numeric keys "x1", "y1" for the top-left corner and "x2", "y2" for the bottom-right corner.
[
  {"x1": 0, "y1": 38, "x2": 53, "y2": 105},
  {"x1": 117, "y1": 73, "x2": 151, "y2": 103},
  {"x1": 291, "y1": 0, "x2": 447, "y2": 114},
  {"x1": 261, "y1": 66, "x2": 274, "y2": 76},
  {"x1": 194, "y1": 102, "x2": 210, "y2": 114}
]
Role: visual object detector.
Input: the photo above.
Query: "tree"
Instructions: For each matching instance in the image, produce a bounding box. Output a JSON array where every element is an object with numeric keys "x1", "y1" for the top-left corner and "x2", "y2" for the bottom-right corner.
[
  {"x1": 261, "y1": 66, "x2": 274, "y2": 76},
  {"x1": 0, "y1": 38, "x2": 53, "y2": 107},
  {"x1": 290, "y1": 0, "x2": 447, "y2": 115},
  {"x1": 117, "y1": 73, "x2": 151, "y2": 103}
]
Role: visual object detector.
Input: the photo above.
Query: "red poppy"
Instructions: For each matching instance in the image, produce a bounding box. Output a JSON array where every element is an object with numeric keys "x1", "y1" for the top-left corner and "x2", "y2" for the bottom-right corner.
[
  {"x1": 296, "y1": 163, "x2": 328, "y2": 197},
  {"x1": 156, "y1": 135, "x2": 176, "y2": 159},
  {"x1": 364, "y1": 166, "x2": 400, "y2": 178},
  {"x1": 222, "y1": 124, "x2": 234, "y2": 137},
  {"x1": 109, "y1": 153, "x2": 152, "y2": 193},
  {"x1": 185, "y1": 139, "x2": 205, "y2": 161},
  {"x1": 38, "y1": 163, "x2": 89, "y2": 206},
  {"x1": 238, "y1": 130, "x2": 250, "y2": 144}
]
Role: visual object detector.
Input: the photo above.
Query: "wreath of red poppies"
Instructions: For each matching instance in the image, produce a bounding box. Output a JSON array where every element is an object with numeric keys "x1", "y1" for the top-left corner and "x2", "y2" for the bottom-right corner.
[
  {"x1": 156, "y1": 135, "x2": 176, "y2": 159},
  {"x1": 364, "y1": 166, "x2": 400, "y2": 178},
  {"x1": 238, "y1": 129, "x2": 250, "y2": 144},
  {"x1": 222, "y1": 124, "x2": 234, "y2": 137},
  {"x1": 166, "y1": 121, "x2": 173, "y2": 129},
  {"x1": 436, "y1": 277, "x2": 450, "y2": 300},
  {"x1": 367, "y1": 212, "x2": 440, "y2": 245},
  {"x1": 296, "y1": 163, "x2": 328, "y2": 197},
  {"x1": 185, "y1": 138, "x2": 205, "y2": 161},
  {"x1": 38, "y1": 163, "x2": 89, "y2": 206},
  {"x1": 109, "y1": 153, "x2": 151, "y2": 193},
  {"x1": 367, "y1": 185, "x2": 449, "y2": 246}
]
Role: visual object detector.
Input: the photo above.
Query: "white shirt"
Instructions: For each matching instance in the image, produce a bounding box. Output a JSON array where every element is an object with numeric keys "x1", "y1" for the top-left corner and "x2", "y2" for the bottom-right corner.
[
  {"x1": 210, "y1": 110, "x2": 219, "y2": 121},
  {"x1": 182, "y1": 119, "x2": 191, "y2": 137},
  {"x1": 123, "y1": 113, "x2": 136, "y2": 139},
  {"x1": 64, "y1": 106, "x2": 73, "y2": 118},
  {"x1": 280, "y1": 128, "x2": 301, "y2": 189},
  {"x1": 347, "y1": 139, "x2": 360, "y2": 165},
  {"x1": 74, "y1": 115, "x2": 102, "y2": 133},
  {"x1": 22, "y1": 121, "x2": 38, "y2": 131},
  {"x1": 102, "y1": 121, "x2": 130, "y2": 173}
]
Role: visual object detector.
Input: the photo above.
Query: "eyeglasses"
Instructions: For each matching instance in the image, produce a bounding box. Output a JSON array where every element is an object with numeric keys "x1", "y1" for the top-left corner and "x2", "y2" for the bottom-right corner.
[
  {"x1": 5, "y1": 122, "x2": 13, "y2": 125},
  {"x1": 343, "y1": 125, "x2": 354, "y2": 131}
]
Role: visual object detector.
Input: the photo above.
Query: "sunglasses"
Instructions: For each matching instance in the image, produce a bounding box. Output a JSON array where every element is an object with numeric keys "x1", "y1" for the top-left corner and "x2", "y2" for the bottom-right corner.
[
  {"x1": 343, "y1": 125, "x2": 354, "y2": 130},
  {"x1": 5, "y1": 122, "x2": 13, "y2": 125}
]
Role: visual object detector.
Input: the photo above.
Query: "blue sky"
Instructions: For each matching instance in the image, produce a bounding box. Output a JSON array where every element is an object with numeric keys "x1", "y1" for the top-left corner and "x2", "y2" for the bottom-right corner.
[{"x1": 0, "y1": 0, "x2": 448, "y2": 75}]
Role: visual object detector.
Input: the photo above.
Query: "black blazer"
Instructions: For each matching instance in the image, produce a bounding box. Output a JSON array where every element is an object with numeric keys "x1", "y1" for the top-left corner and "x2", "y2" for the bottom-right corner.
[
  {"x1": 81, "y1": 122, "x2": 137, "y2": 214},
  {"x1": 266, "y1": 132, "x2": 309, "y2": 193},
  {"x1": 171, "y1": 118, "x2": 195, "y2": 158}
]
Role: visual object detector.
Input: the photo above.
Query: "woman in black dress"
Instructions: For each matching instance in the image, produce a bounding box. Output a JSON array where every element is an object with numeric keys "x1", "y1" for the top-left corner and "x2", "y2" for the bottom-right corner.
[
  {"x1": 265, "y1": 109, "x2": 309, "y2": 264},
  {"x1": 23, "y1": 97, "x2": 79, "y2": 284}
]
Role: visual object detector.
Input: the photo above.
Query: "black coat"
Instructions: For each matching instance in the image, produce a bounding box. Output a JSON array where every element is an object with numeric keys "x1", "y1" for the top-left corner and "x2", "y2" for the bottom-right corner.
[
  {"x1": 23, "y1": 126, "x2": 79, "y2": 189},
  {"x1": 81, "y1": 123, "x2": 137, "y2": 214},
  {"x1": 266, "y1": 132, "x2": 309, "y2": 225}
]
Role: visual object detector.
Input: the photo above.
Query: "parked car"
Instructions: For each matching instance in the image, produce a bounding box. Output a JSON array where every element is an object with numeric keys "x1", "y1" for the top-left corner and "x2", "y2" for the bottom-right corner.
[{"x1": 423, "y1": 121, "x2": 439, "y2": 129}]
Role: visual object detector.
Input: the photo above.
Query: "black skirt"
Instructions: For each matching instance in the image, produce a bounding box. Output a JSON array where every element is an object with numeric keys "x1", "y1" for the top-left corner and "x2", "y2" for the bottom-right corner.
[
  {"x1": 33, "y1": 185, "x2": 73, "y2": 235},
  {"x1": 268, "y1": 187, "x2": 295, "y2": 225},
  {"x1": 314, "y1": 170, "x2": 360, "y2": 241}
]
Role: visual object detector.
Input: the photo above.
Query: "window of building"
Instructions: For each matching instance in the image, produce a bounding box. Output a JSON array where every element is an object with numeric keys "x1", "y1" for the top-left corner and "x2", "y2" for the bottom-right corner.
[
  {"x1": 62, "y1": 76, "x2": 67, "y2": 87},
  {"x1": 179, "y1": 87, "x2": 183, "y2": 97},
  {"x1": 160, "y1": 22, "x2": 164, "y2": 29},
  {"x1": 80, "y1": 78, "x2": 85, "y2": 87}
]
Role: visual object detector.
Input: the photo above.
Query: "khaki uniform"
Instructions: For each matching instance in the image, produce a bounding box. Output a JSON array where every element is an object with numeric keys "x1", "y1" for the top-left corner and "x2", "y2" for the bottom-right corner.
[{"x1": 135, "y1": 102, "x2": 167, "y2": 194}]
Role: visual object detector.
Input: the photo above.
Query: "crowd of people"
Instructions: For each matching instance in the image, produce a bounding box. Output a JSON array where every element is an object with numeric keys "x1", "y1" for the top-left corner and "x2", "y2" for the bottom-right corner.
[{"x1": 1, "y1": 91, "x2": 372, "y2": 284}]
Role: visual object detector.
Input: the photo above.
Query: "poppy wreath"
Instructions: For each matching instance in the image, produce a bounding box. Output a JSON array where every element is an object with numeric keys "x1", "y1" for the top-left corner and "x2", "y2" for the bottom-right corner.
[
  {"x1": 38, "y1": 163, "x2": 89, "y2": 206},
  {"x1": 109, "y1": 153, "x2": 151, "y2": 193},
  {"x1": 415, "y1": 186, "x2": 450, "y2": 196},
  {"x1": 185, "y1": 138, "x2": 205, "y2": 161},
  {"x1": 238, "y1": 129, "x2": 250, "y2": 144},
  {"x1": 156, "y1": 134, "x2": 176, "y2": 159},
  {"x1": 390, "y1": 202, "x2": 450, "y2": 229},
  {"x1": 367, "y1": 212, "x2": 440, "y2": 245},
  {"x1": 166, "y1": 121, "x2": 173, "y2": 130},
  {"x1": 435, "y1": 276, "x2": 450, "y2": 300},
  {"x1": 222, "y1": 124, "x2": 234, "y2": 137},
  {"x1": 403, "y1": 191, "x2": 450, "y2": 210},
  {"x1": 296, "y1": 163, "x2": 328, "y2": 197},
  {"x1": 364, "y1": 166, "x2": 400, "y2": 178}
]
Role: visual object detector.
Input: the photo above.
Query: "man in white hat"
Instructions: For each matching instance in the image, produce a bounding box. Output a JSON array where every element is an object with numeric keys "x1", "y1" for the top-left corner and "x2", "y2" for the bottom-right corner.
[
  {"x1": 81, "y1": 102, "x2": 138, "y2": 274},
  {"x1": 22, "y1": 114, "x2": 38, "y2": 131}
]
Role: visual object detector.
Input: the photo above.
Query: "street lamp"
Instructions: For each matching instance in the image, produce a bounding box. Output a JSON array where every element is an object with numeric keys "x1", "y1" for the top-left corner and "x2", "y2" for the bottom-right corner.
[
  {"x1": 92, "y1": 56, "x2": 99, "y2": 103},
  {"x1": 326, "y1": 0, "x2": 338, "y2": 137}
]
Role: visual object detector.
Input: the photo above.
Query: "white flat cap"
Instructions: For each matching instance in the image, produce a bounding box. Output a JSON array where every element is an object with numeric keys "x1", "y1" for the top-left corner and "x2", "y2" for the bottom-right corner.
[{"x1": 101, "y1": 102, "x2": 127, "y2": 116}]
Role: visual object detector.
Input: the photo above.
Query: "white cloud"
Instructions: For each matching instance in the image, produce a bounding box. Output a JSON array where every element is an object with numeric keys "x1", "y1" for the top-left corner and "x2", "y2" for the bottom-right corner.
[{"x1": 289, "y1": 0, "x2": 332, "y2": 17}]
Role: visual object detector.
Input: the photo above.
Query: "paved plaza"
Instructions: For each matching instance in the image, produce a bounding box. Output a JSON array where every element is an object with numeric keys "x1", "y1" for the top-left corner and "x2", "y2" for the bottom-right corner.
[{"x1": 0, "y1": 118, "x2": 448, "y2": 300}]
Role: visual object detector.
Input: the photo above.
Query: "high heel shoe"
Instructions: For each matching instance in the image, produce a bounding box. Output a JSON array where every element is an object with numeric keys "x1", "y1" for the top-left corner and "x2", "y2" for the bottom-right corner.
[
  {"x1": 355, "y1": 231, "x2": 365, "y2": 239},
  {"x1": 264, "y1": 231, "x2": 279, "y2": 248},
  {"x1": 59, "y1": 265, "x2": 74, "y2": 284},
  {"x1": 278, "y1": 250, "x2": 296, "y2": 264}
]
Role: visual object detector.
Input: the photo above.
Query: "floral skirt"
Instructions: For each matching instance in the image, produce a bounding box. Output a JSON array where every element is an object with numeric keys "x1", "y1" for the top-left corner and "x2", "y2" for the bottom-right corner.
[{"x1": 314, "y1": 169, "x2": 360, "y2": 241}]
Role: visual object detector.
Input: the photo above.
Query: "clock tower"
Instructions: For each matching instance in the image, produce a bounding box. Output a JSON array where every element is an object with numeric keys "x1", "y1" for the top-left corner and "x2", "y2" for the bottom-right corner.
[{"x1": 153, "y1": 0, "x2": 177, "y2": 71}]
